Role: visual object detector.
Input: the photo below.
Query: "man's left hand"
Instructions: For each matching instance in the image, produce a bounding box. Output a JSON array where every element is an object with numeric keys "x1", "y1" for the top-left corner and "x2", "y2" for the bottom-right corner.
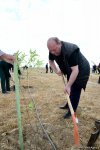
[{"x1": 64, "y1": 84, "x2": 71, "y2": 96}]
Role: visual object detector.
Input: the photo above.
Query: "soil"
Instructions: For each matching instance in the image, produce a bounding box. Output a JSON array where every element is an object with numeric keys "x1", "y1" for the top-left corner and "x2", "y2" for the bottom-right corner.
[{"x1": 0, "y1": 69, "x2": 100, "y2": 150}]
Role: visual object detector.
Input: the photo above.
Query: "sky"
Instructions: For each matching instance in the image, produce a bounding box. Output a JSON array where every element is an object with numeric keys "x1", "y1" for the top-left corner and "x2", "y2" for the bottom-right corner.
[{"x1": 0, "y1": 0, "x2": 100, "y2": 66}]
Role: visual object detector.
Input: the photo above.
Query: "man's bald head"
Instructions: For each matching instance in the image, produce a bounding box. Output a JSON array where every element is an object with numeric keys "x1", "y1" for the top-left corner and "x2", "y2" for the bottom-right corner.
[
  {"x1": 47, "y1": 37, "x2": 61, "y2": 56},
  {"x1": 47, "y1": 37, "x2": 61, "y2": 44}
]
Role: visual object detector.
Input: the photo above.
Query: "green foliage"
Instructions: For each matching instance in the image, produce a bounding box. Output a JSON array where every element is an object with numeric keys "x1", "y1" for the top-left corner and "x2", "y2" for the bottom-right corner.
[
  {"x1": 35, "y1": 59, "x2": 44, "y2": 67},
  {"x1": 28, "y1": 101, "x2": 34, "y2": 111},
  {"x1": 16, "y1": 50, "x2": 26, "y2": 66},
  {"x1": 16, "y1": 49, "x2": 43, "y2": 68},
  {"x1": 27, "y1": 49, "x2": 38, "y2": 66},
  {"x1": 28, "y1": 49, "x2": 43, "y2": 67}
]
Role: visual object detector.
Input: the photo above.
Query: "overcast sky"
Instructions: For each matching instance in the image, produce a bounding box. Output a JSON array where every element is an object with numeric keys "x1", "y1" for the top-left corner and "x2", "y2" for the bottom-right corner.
[{"x1": 0, "y1": 0, "x2": 100, "y2": 66}]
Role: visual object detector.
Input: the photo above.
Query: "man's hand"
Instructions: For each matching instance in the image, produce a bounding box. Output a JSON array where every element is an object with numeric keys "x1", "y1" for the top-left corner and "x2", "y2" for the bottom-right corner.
[
  {"x1": 1, "y1": 54, "x2": 15, "y2": 64},
  {"x1": 64, "y1": 65, "x2": 79, "y2": 95},
  {"x1": 49, "y1": 60, "x2": 62, "y2": 76},
  {"x1": 64, "y1": 84, "x2": 71, "y2": 96},
  {"x1": 56, "y1": 69, "x2": 62, "y2": 76}
]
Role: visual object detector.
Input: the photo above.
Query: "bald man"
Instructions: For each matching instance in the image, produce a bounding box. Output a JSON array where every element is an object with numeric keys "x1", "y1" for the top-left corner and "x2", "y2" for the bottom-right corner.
[{"x1": 47, "y1": 37, "x2": 90, "y2": 119}]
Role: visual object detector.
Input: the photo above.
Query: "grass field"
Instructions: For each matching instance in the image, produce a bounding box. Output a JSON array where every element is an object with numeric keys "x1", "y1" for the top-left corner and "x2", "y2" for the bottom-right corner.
[{"x1": 0, "y1": 68, "x2": 100, "y2": 150}]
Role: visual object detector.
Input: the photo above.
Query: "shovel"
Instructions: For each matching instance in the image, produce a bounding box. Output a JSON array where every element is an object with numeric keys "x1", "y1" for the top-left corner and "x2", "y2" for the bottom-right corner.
[{"x1": 62, "y1": 75, "x2": 80, "y2": 147}]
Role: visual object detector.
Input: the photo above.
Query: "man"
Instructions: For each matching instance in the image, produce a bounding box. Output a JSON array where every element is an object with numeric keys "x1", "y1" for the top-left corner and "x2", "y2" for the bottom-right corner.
[
  {"x1": 0, "y1": 50, "x2": 14, "y2": 64},
  {"x1": 0, "y1": 61, "x2": 13, "y2": 94},
  {"x1": 47, "y1": 37, "x2": 90, "y2": 119}
]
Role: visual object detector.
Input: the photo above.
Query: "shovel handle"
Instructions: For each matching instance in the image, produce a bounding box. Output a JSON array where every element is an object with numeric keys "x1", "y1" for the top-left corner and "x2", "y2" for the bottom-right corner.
[
  {"x1": 62, "y1": 75, "x2": 74, "y2": 115},
  {"x1": 62, "y1": 75, "x2": 80, "y2": 146}
]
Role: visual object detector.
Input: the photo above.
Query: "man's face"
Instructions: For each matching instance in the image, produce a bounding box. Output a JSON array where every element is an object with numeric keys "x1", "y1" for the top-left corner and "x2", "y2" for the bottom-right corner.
[{"x1": 47, "y1": 40, "x2": 61, "y2": 56}]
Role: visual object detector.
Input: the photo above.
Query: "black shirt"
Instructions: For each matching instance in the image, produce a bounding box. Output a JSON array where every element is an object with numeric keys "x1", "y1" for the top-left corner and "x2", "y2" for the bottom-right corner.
[
  {"x1": 49, "y1": 41, "x2": 90, "y2": 90},
  {"x1": 49, "y1": 50, "x2": 78, "y2": 67}
]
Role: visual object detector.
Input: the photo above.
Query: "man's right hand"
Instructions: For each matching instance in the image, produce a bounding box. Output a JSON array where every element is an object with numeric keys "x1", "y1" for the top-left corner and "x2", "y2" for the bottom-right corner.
[{"x1": 56, "y1": 69, "x2": 62, "y2": 76}]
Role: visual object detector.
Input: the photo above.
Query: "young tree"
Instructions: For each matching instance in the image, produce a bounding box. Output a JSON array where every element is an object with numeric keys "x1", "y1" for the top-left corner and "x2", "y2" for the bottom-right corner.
[
  {"x1": 27, "y1": 49, "x2": 43, "y2": 67},
  {"x1": 16, "y1": 50, "x2": 26, "y2": 67},
  {"x1": 16, "y1": 49, "x2": 43, "y2": 68}
]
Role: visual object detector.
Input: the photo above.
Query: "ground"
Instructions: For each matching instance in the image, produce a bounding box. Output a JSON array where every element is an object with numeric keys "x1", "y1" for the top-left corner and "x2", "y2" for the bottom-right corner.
[{"x1": 0, "y1": 68, "x2": 100, "y2": 150}]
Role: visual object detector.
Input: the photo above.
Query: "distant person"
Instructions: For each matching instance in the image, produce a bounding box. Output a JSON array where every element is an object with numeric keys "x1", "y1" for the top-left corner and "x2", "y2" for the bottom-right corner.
[
  {"x1": 49, "y1": 66, "x2": 53, "y2": 73},
  {"x1": 92, "y1": 65, "x2": 97, "y2": 73},
  {"x1": 45, "y1": 63, "x2": 48, "y2": 73},
  {"x1": 0, "y1": 50, "x2": 15, "y2": 64},
  {"x1": 0, "y1": 61, "x2": 13, "y2": 94},
  {"x1": 97, "y1": 63, "x2": 100, "y2": 74},
  {"x1": 47, "y1": 37, "x2": 90, "y2": 119},
  {"x1": 18, "y1": 66, "x2": 21, "y2": 75},
  {"x1": 22, "y1": 65, "x2": 28, "y2": 70}
]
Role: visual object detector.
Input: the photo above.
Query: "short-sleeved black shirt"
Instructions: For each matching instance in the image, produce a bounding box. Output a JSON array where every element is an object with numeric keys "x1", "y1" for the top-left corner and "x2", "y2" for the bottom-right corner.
[
  {"x1": 49, "y1": 50, "x2": 78, "y2": 67},
  {"x1": 49, "y1": 41, "x2": 90, "y2": 90}
]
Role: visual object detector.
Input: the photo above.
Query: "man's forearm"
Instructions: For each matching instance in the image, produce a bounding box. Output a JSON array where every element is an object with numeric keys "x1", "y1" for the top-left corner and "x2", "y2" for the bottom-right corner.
[
  {"x1": 0, "y1": 50, "x2": 5, "y2": 59},
  {"x1": 0, "y1": 53, "x2": 14, "y2": 64},
  {"x1": 67, "y1": 66, "x2": 79, "y2": 87},
  {"x1": 0, "y1": 53, "x2": 8, "y2": 60},
  {"x1": 49, "y1": 60, "x2": 58, "y2": 73}
]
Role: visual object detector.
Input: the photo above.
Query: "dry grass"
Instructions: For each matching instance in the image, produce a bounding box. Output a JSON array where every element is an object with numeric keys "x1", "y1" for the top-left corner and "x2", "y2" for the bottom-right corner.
[{"x1": 0, "y1": 68, "x2": 100, "y2": 150}]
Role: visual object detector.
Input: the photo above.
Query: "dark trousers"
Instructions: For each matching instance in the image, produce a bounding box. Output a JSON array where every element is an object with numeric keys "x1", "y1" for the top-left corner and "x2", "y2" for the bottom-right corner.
[
  {"x1": 46, "y1": 67, "x2": 48, "y2": 73},
  {"x1": 50, "y1": 68, "x2": 53, "y2": 73},
  {"x1": 0, "y1": 68, "x2": 10, "y2": 93},
  {"x1": 68, "y1": 84, "x2": 82, "y2": 113}
]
